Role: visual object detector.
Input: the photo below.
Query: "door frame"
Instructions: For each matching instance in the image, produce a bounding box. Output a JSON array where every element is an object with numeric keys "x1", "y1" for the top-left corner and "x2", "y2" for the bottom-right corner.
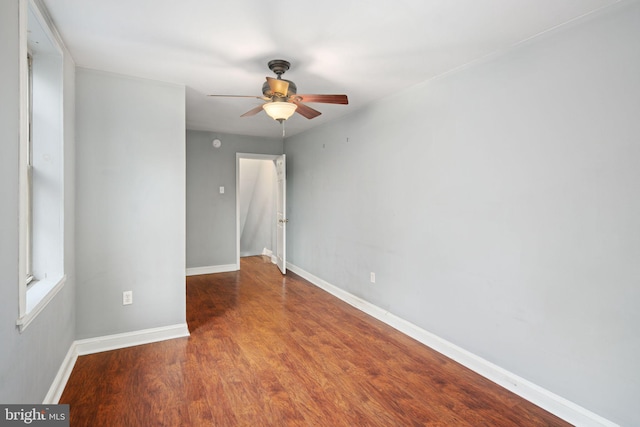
[{"x1": 235, "y1": 153, "x2": 281, "y2": 269}]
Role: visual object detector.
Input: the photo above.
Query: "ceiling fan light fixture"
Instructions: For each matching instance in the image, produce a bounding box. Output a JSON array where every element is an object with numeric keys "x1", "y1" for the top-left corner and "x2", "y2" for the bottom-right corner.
[{"x1": 263, "y1": 101, "x2": 297, "y2": 121}]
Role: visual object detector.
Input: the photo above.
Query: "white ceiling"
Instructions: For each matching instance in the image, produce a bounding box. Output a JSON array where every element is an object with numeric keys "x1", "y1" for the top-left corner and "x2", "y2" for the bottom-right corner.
[{"x1": 42, "y1": 0, "x2": 619, "y2": 138}]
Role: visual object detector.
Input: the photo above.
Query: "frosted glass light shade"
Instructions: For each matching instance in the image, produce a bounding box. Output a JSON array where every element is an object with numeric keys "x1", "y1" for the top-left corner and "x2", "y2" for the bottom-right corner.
[{"x1": 263, "y1": 102, "x2": 297, "y2": 121}]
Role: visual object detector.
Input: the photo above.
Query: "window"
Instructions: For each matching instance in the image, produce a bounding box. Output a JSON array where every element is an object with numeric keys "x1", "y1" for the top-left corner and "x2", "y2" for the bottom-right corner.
[
  {"x1": 17, "y1": 0, "x2": 66, "y2": 332},
  {"x1": 26, "y1": 52, "x2": 34, "y2": 286}
]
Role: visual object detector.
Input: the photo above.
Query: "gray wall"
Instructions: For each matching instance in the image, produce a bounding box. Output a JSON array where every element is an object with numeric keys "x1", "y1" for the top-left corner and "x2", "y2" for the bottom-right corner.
[
  {"x1": 239, "y1": 159, "x2": 277, "y2": 257},
  {"x1": 186, "y1": 130, "x2": 282, "y2": 268},
  {"x1": 0, "y1": 0, "x2": 76, "y2": 403},
  {"x1": 75, "y1": 69, "x2": 186, "y2": 339},
  {"x1": 284, "y1": 3, "x2": 640, "y2": 426}
]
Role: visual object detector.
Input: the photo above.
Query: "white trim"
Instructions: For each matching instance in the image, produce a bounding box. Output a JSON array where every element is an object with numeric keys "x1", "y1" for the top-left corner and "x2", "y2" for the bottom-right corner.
[
  {"x1": 260, "y1": 248, "x2": 278, "y2": 264},
  {"x1": 44, "y1": 324, "x2": 190, "y2": 403},
  {"x1": 18, "y1": 0, "x2": 67, "y2": 332},
  {"x1": 186, "y1": 264, "x2": 238, "y2": 276},
  {"x1": 286, "y1": 262, "x2": 619, "y2": 427},
  {"x1": 74, "y1": 323, "x2": 190, "y2": 356},
  {"x1": 16, "y1": 275, "x2": 66, "y2": 332},
  {"x1": 18, "y1": 0, "x2": 29, "y2": 322},
  {"x1": 43, "y1": 343, "x2": 78, "y2": 404}
]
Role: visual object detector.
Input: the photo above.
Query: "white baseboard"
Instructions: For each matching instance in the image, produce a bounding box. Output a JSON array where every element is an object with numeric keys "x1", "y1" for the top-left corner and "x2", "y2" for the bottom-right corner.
[
  {"x1": 286, "y1": 262, "x2": 618, "y2": 427},
  {"x1": 45, "y1": 323, "x2": 190, "y2": 403},
  {"x1": 186, "y1": 264, "x2": 238, "y2": 276},
  {"x1": 74, "y1": 323, "x2": 190, "y2": 356},
  {"x1": 261, "y1": 248, "x2": 278, "y2": 264},
  {"x1": 43, "y1": 344, "x2": 78, "y2": 404}
]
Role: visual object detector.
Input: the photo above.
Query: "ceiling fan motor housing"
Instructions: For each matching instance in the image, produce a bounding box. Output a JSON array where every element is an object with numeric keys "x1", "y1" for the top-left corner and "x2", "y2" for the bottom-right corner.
[
  {"x1": 264, "y1": 59, "x2": 296, "y2": 98},
  {"x1": 262, "y1": 79, "x2": 297, "y2": 99}
]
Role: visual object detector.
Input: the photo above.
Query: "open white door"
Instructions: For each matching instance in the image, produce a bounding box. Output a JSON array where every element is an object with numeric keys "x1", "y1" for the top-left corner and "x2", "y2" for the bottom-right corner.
[{"x1": 275, "y1": 155, "x2": 287, "y2": 274}]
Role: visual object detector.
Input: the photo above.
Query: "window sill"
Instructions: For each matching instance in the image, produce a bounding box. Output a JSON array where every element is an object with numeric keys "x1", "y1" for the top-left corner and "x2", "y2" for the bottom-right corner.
[{"x1": 16, "y1": 275, "x2": 66, "y2": 332}]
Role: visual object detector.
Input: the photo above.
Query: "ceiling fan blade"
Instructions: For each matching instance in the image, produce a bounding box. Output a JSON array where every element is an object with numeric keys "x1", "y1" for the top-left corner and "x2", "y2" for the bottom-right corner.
[
  {"x1": 292, "y1": 100, "x2": 322, "y2": 119},
  {"x1": 208, "y1": 94, "x2": 264, "y2": 99},
  {"x1": 294, "y1": 94, "x2": 349, "y2": 104},
  {"x1": 266, "y1": 77, "x2": 289, "y2": 97},
  {"x1": 240, "y1": 104, "x2": 265, "y2": 117}
]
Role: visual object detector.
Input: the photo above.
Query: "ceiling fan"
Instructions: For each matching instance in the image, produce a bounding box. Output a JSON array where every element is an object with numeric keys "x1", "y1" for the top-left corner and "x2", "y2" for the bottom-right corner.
[{"x1": 208, "y1": 59, "x2": 348, "y2": 123}]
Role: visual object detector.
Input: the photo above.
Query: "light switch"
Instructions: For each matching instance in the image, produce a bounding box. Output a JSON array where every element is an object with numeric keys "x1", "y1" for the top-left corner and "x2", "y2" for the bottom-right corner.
[{"x1": 219, "y1": 186, "x2": 225, "y2": 194}]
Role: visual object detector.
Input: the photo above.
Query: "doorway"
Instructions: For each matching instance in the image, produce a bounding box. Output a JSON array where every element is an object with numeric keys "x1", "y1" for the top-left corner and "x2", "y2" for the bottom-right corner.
[{"x1": 236, "y1": 153, "x2": 286, "y2": 273}]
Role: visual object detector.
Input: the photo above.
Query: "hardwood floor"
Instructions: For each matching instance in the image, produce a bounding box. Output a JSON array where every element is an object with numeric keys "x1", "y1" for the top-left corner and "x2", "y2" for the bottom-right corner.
[{"x1": 60, "y1": 256, "x2": 570, "y2": 426}]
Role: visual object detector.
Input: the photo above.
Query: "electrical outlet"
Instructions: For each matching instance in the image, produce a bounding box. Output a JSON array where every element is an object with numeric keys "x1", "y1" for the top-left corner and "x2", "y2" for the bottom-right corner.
[
  {"x1": 123, "y1": 290, "x2": 133, "y2": 305},
  {"x1": 370, "y1": 272, "x2": 376, "y2": 283}
]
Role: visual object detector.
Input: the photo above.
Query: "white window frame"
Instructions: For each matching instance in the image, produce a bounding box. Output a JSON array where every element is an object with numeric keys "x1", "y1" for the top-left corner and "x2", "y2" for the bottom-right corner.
[
  {"x1": 26, "y1": 51, "x2": 35, "y2": 287},
  {"x1": 17, "y1": 0, "x2": 66, "y2": 332}
]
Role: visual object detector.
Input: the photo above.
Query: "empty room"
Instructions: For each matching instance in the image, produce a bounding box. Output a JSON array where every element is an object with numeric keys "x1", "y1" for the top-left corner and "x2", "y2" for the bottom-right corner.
[{"x1": 1, "y1": 0, "x2": 638, "y2": 426}]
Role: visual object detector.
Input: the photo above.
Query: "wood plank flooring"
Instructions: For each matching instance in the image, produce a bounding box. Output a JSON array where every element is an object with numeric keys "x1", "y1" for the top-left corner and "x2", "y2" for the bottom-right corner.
[{"x1": 60, "y1": 256, "x2": 570, "y2": 426}]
